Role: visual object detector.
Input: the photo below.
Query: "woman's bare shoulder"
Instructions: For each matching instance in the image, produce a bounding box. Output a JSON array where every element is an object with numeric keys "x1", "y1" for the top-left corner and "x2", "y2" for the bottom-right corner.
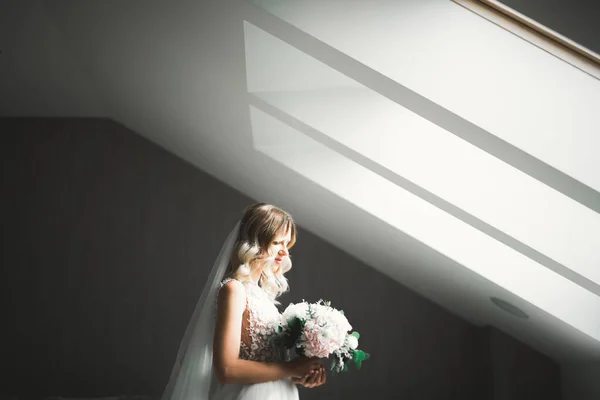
[{"x1": 218, "y1": 278, "x2": 246, "y2": 305}]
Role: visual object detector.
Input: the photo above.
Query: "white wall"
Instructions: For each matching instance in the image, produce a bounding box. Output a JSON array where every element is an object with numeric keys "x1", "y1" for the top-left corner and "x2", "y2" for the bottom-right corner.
[{"x1": 249, "y1": 0, "x2": 600, "y2": 194}]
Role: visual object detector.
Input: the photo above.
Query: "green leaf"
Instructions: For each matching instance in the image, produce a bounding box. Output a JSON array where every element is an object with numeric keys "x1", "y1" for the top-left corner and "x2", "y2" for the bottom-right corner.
[
  {"x1": 353, "y1": 350, "x2": 366, "y2": 362},
  {"x1": 282, "y1": 317, "x2": 303, "y2": 349},
  {"x1": 351, "y1": 331, "x2": 360, "y2": 339}
]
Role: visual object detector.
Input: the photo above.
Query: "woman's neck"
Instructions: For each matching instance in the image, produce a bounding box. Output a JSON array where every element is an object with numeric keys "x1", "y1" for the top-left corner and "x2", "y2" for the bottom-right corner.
[{"x1": 250, "y1": 265, "x2": 264, "y2": 285}]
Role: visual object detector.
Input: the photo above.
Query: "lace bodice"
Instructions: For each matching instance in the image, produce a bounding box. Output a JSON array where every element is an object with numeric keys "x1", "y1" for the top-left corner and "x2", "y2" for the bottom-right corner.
[{"x1": 219, "y1": 278, "x2": 284, "y2": 362}]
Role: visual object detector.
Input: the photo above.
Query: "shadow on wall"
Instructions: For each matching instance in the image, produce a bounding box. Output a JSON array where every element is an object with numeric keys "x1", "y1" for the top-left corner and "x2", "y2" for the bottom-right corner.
[{"x1": 0, "y1": 118, "x2": 560, "y2": 400}]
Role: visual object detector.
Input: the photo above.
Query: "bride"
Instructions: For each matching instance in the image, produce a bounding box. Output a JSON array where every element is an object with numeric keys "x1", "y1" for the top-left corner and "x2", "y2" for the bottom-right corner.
[{"x1": 162, "y1": 203, "x2": 326, "y2": 400}]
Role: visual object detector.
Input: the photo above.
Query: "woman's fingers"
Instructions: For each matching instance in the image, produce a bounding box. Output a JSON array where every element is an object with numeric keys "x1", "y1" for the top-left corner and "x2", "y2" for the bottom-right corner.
[
  {"x1": 305, "y1": 366, "x2": 325, "y2": 388},
  {"x1": 315, "y1": 367, "x2": 326, "y2": 386},
  {"x1": 293, "y1": 364, "x2": 326, "y2": 388},
  {"x1": 307, "y1": 370, "x2": 319, "y2": 388},
  {"x1": 319, "y1": 367, "x2": 326, "y2": 385},
  {"x1": 293, "y1": 375, "x2": 308, "y2": 385}
]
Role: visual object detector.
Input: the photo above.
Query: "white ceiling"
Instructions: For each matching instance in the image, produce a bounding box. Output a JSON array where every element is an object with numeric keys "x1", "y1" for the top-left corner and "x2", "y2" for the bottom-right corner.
[{"x1": 2, "y1": 0, "x2": 599, "y2": 364}]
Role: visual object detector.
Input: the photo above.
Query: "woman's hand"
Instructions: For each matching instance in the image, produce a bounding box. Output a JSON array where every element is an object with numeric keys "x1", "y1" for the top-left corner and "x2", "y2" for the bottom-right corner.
[
  {"x1": 292, "y1": 365, "x2": 326, "y2": 388},
  {"x1": 285, "y1": 356, "x2": 323, "y2": 379}
]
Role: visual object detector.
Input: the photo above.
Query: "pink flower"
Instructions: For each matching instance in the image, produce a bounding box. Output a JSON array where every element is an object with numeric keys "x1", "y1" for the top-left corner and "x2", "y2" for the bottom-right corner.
[{"x1": 301, "y1": 320, "x2": 343, "y2": 358}]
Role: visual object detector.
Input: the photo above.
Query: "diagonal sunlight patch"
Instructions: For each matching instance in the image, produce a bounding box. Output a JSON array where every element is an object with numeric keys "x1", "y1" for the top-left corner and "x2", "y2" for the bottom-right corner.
[
  {"x1": 249, "y1": 105, "x2": 600, "y2": 342},
  {"x1": 243, "y1": 20, "x2": 600, "y2": 289},
  {"x1": 245, "y1": 0, "x2": 600, "y2": 201}
]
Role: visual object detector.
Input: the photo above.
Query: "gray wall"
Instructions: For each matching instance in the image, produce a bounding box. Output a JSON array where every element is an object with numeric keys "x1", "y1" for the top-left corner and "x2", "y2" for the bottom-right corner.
[
  {"x1": 499, "y1": 0, "x2": 600, "y2": 54},
  {"x1": 561, "y1": 362, "x2": 600, "y2": 400},
  {"x1": 486, "y1": 327, "x2": 561, "y2": 400},
  {"x1": 1, "y1": 118, "x2": 559, "y2": 399}
]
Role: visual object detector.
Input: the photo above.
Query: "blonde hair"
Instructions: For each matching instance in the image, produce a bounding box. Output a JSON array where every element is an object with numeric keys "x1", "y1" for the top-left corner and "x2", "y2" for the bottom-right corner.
[{"x1": 226, "y1": 203, "x2": 297, "y2": 302}]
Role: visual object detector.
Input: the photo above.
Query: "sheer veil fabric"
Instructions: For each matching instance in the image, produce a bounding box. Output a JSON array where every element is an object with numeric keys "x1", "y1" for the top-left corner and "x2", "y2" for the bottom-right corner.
[{"x1": 161, "y1": 221, "x2": 241, "y2": 400}]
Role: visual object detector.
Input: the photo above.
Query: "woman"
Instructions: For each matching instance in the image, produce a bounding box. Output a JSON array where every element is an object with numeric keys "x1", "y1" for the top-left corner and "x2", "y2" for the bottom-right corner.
[{"x1": 162, "y1": 203, "x2": 326, "y2": 400}]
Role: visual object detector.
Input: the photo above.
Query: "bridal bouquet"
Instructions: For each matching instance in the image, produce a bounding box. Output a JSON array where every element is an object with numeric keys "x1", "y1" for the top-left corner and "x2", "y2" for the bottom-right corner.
[{"x1": 272, "y1": 299, "x2": 370, "y2": 374}]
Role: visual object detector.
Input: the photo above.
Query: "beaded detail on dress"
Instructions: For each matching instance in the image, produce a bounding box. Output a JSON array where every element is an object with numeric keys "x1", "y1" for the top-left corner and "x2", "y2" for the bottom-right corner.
[{"x1": 219, "y1": 278, "x2": 283, "y2": 362}]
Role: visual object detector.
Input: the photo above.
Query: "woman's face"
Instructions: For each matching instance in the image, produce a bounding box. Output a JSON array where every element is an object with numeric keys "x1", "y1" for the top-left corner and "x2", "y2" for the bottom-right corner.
[{"x1": 267, "y1": 227, "x2": 292, "y2": 266}]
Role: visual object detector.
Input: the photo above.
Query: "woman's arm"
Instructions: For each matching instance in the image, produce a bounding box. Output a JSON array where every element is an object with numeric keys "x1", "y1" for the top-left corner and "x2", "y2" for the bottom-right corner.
[{"x1": 212, "y1": 280, "x2": 321, "y2": 385}]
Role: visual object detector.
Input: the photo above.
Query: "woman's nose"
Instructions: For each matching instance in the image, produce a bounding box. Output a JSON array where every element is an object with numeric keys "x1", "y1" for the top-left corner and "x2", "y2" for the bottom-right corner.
[{"x1": 279, "y1": 247, "x2": 288, "y2": 256}]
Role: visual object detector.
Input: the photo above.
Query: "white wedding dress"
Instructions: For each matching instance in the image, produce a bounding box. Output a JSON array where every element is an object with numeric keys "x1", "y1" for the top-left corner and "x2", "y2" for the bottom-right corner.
[{"x1": 210, "y1": 278, "x2": 299, "y2": 400}]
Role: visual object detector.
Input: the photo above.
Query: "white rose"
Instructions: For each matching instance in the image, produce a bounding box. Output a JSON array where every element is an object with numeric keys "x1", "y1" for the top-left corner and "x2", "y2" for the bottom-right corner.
[
  {"x1": 283, "y1": 302, "x2": 309, "y2": 321},
  {"x1": 347, "y1": 335, "x2": 358, "y2": 349}
]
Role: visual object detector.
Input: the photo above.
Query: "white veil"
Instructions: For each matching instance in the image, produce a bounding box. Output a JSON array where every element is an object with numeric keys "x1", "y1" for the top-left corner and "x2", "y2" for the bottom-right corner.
[{"x1": 161, "y1": 221, "x2": 241, "y2": 400}]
